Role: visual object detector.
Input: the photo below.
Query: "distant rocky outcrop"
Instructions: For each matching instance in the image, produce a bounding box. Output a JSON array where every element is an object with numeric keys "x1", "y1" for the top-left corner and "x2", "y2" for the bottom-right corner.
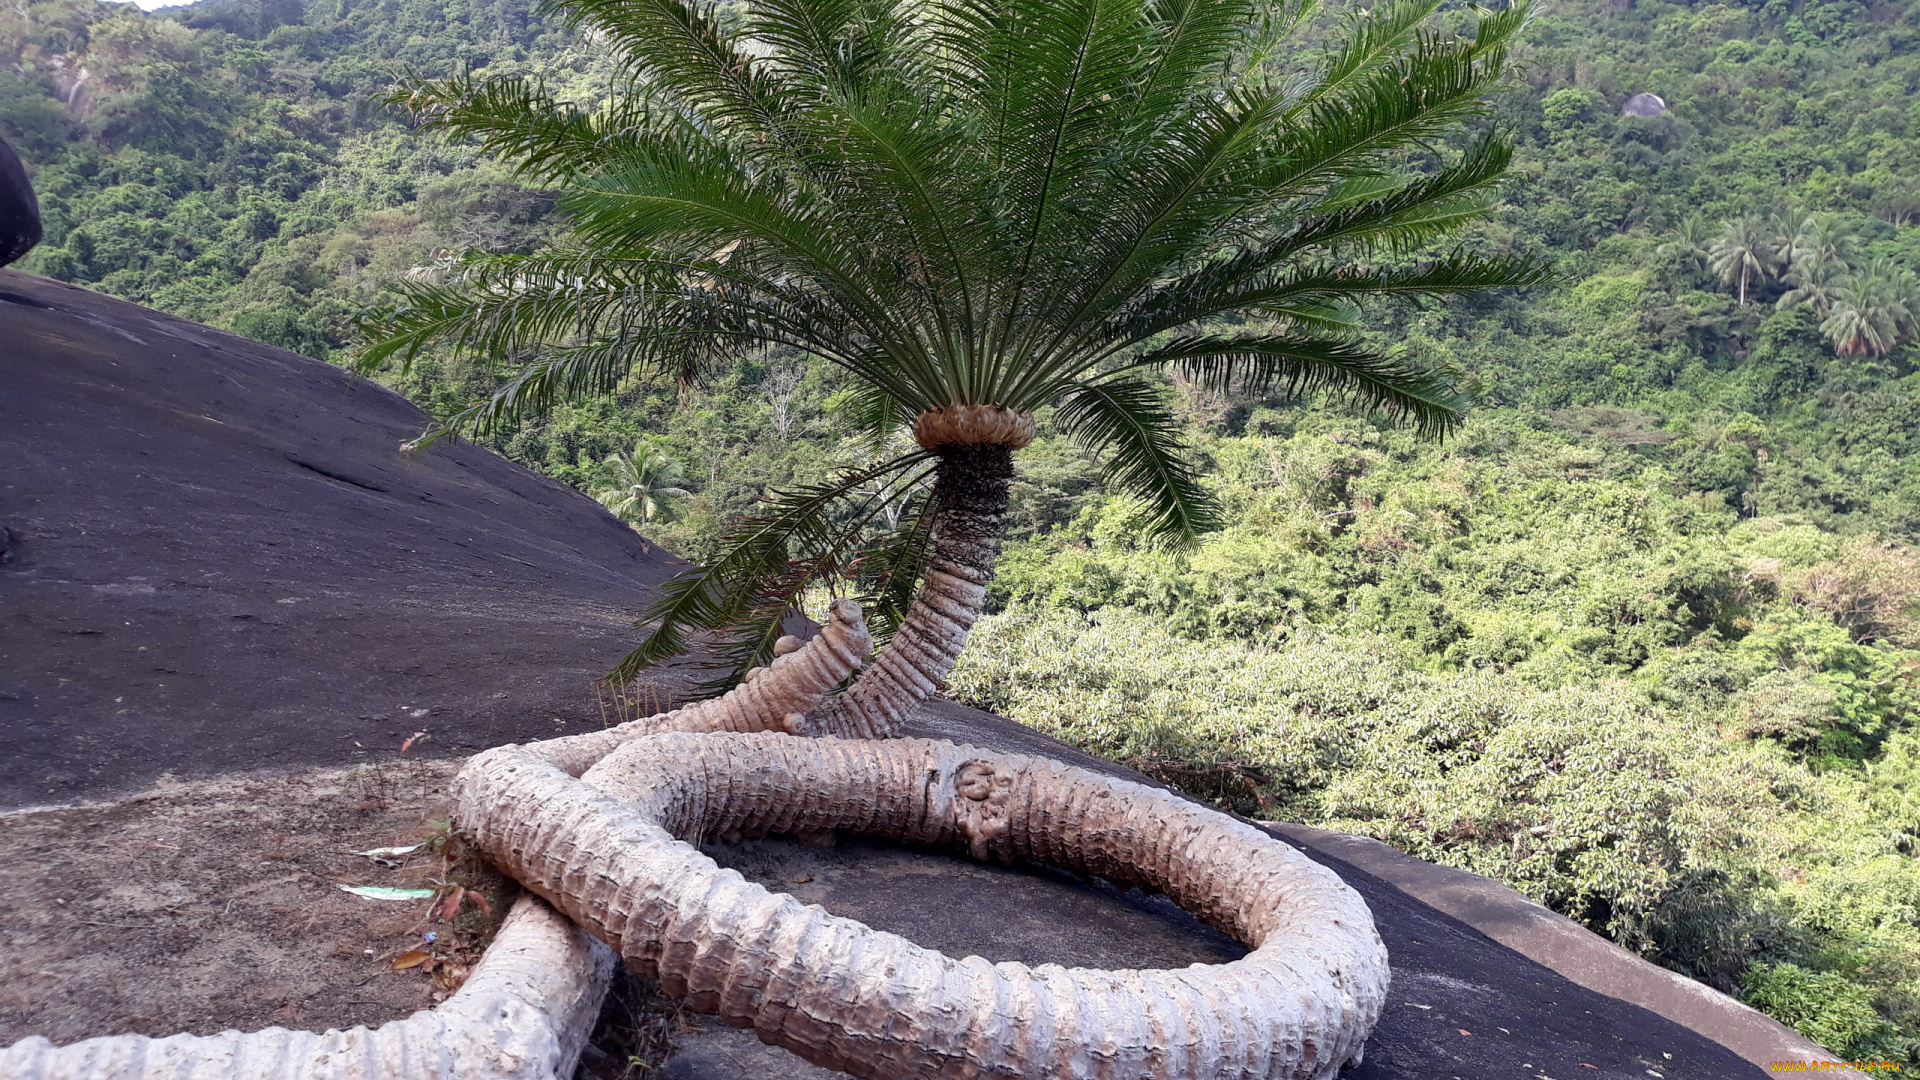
[
  {"x1": 1622, "y1": 92, "x2": 1668, "y2": 117},
  {"x1": 0, "y1": 138, "x2": 42, "y2": 268}
]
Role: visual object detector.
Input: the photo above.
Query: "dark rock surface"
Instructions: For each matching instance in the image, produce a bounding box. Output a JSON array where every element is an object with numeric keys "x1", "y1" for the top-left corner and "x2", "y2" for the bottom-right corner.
[
  {"x1": 0, "y1": 268, "x2": 689, "y2": 807},
  {"x1": 654, "y1": 832, "x2": 1249, "y2": 1080},
  {"x1": 1272, "y1": 821, "x2": 1818, "y2": 1075},
  {"x1": 0, "y1": 139, "x2": 42, "y2": 268},
  {"x1": 3, "y1": 270, "x2": 1785, "y2": 1077}
]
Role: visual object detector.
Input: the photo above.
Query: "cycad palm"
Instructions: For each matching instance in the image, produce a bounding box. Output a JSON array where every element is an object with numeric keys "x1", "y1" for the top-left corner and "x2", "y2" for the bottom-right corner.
[
  {"x1": 357, "y1": 0, "x2": 1544, "y2": 738},
  {"x1": 594, "y1": 442, "x2": 693, "y2": 524}
]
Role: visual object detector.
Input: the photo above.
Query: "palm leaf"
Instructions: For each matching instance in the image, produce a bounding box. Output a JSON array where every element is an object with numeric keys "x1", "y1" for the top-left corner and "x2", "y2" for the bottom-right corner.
[
  {"x1": 1110, "y1": 252, "x2": 1553, "y2": 351},
  {"x1": 1121, "y1": 331, "x2": 1468, "y2": 436},
  {"x1": 360, "y1": 0, "x2": 1539, "y2": 687},
  {"x1": 606, "y1": 451, "x2": 933, "y2": 687},
  {"x1": 384, "y1": 70, "x2": 670, "y2": 185},
  {"x1": 542, "y1": 0, "x2": 803, "y2": 151},
  {"x1": 1056, "y1": 379, "x2": 1219, "y2": 544},
  {"x1": 849, "y1": 487, "x2": 939, "y2": 644}
]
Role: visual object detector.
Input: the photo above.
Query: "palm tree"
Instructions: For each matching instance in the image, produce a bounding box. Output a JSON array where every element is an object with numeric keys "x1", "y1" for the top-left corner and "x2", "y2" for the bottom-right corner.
[
  {"x1": 1769, "y1": 204, "x2": 1814, "y2": 274},
  {"x1": 1775, "y1": 254, "x2": 1850, "y2": 316},
  {"x1": 593, "y1": 441, "x2": 693, "y2": 525},
  {"x1": 1771, "y1": 211, "x2": 1860, "y2": 324},
  {"x1": 1822, "y1": 259, "x2": 1919, "y2": 357},
  {"x1": 1659, "y1": 214, "x2": 1716, "y2": 284},
  {"x1": 1710, "y1": 215, "x2": 1774, "y2": 306},
  {"x1": 357, "y1": 0, "x2": 1545, "y2": 738},
  {"x1": 1786, "y1": 213, "x2": 1856, "y2": 270}
]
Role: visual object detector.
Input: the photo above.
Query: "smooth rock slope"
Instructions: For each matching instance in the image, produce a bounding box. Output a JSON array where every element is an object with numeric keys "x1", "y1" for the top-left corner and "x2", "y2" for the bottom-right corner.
[{"x1": 0, "y1": 268, "x2": 683, "y2": 806}]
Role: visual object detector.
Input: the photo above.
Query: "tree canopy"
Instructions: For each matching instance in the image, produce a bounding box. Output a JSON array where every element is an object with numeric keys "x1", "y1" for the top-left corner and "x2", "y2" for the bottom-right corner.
[{"x1": 355, "y1": 0, "x2": 1544, "y2": 690}]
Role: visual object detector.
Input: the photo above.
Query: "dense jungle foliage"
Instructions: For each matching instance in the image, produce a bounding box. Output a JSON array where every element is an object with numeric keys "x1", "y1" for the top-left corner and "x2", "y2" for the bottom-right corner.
[{"x1": 6, "y1": 0, "x2": 1920, "y2": 1056}]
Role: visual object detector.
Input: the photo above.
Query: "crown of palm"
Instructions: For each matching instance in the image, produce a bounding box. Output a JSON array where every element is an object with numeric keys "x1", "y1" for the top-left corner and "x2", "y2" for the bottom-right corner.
[
  {"x1": 1821, "y1": 259, "x2": 1920, "y2": 356},
  {"x1": 363, "y1": 0, "x2": 1540, "y2": 535},
  {"x1": 357, "y1": 0, "x2": 1543, "y2": 685}
]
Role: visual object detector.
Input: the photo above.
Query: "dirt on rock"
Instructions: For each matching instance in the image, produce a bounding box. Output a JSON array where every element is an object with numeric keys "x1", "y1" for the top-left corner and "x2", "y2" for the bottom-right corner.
[{"x1": 0, "y1": 757, "x2": 508, "y2": 1046}]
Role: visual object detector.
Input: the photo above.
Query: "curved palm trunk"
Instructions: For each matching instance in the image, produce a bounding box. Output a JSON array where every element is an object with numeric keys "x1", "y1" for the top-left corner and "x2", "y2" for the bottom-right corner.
[
  {"x1": 806, "y1": 443, "x2": 1014, "y2": 739},
  {"x1": 550, "y1": 599, "x2": 873, "y2": 775}
]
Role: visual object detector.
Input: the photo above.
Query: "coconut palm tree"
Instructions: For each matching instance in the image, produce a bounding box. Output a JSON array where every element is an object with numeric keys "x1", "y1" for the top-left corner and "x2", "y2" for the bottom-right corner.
[
  {"x1": 1769, "y1": 204, "x2": 1815, "y2": 274},
  {"x1": 593, "y1": 441, "x2": 693, "y2": 525},
  {"x1": 1711, "y1": 215, "x2": 1774, "y2": 306},
  {"x1": 356, "y1": 0, "x2": 1545, "y2": 737},
  {"x1": 1659, "y1": 214, "x2": 1716, "y2": 284},
  {"x1": 1776, "y1": 254, "x2": 1850, "y2": 316},
  {"x1": 1786, "y1": 213, "x2": 1857, "y2": 270},
  {"x1": 1822, "y1": 260, "x2": 1919, "y2": 357}
]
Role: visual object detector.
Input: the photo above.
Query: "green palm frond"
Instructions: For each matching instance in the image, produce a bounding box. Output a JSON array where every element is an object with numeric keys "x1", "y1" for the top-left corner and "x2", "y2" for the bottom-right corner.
[
  {"x1": 541, "y1": 0, "x2": 803, "y2": 150},
  {"x1": 1265, "y1": 300, "x2": 1363, "y2": 335},
  {"x1": 849, "y1": 488, "x2": 939, "y2": 643},
  {"x1": 364, "y1": 0, "x2": 1537, "y2": 420},
  {"x1": 385, "y1": 71, "x2": 670, "y2": 185},
  {"x1": 358, "y1": 0, "x2": 1541, "y2": 685},
  {"x1": 1314, "y1": 0, "x2": 1444, "y2": 101},
  {"x1": 607, "y1": 451, "x2": 934, "y2": 687},
  {"x1": 1268, "y1": 37, "x2": 1514, "y2": 196},
  {"x1": 1123, "y1": 331, "x2": 1469, "y2": 437},
  {"x1": 746, "y1": 0, "x2": 906, "y2": 88},
  {"x1": 1009, "y1": 56, "x2": 1534, "y2": 383},
  {"x1": 354, "y1": 248, "x2": 751, "y2": 368},
  {"x1": 1287, "y1": 134, "x2": 1522, "y2": 256},
  {"x1": 1056, "y1": 379, "x2": 1218, "y2": 545},
  {"x1": 1127, "y1": 0, "x2": 1277, "y2": 113},
  {"x1": 1110, "y1": 252, "x2": 1554, "y2": 350},
  {"x1": 836, "y1": 381, "x2": 916, "y2": 453}
]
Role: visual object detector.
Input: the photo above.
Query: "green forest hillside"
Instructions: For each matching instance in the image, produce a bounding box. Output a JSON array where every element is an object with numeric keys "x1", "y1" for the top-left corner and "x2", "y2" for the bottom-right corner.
[{"x1": 7, "y1": 0, "x2": 1920, "y2": 1056}]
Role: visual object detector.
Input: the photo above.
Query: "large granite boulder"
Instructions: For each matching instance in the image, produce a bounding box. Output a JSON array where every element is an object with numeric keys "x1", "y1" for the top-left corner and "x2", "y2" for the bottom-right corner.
[
  {"x1": 0, "y1": 268, "x2": 685, "y2": 807},
  {"x1": 1622, "y1": 92, "x2": 1669, "y2": 117},
  {"x1": 0, "y1": 138, "x2": 43, "y2": 267}
]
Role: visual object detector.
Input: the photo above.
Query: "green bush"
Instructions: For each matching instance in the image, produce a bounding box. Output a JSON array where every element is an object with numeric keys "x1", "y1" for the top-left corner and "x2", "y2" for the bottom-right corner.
[
  {"x1": 1741, "y1": 963, "x2": 1899, "y2": 1059},
  {"x1": 950, "y1": 608, "x2": 1784, "y2": 950},
  {"x1": 951, "y1": 605, "x2": 1920, "y2": 1050}
]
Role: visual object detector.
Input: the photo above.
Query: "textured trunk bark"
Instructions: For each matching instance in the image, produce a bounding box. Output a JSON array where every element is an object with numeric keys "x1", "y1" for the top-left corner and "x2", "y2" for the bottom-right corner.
[
  {"x1": 451, "y1": 730, "x2": 1388, "y2": 1079},
  {"x1": 2, "y1": 896, "x2": 614, "y2": 1080},
  {"x1": 805, "y1": 443, "x2": 1014, "y2": 740},
  {"x1": 548, "y1": 598, "x2": 872, "y2": 776}
]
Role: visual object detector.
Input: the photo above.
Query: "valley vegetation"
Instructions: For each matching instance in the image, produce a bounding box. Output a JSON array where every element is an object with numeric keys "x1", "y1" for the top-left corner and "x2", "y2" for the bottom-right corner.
[{"x1": 6, "y1": 0, "x2": 1920, "y2": 1056}]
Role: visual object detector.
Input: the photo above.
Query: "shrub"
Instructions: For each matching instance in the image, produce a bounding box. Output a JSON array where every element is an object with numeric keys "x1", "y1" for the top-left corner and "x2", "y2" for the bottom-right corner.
[
  {"x1": 1741, "y1": 963, "x2": 1898, "y2": 1059},
  {"x1": 949, "y1": 607, "x2": 1786, "y2": 955},
  {"x1": 949, "y1": 606, "x2": 1920, "y2": 1045},
  {"x1": 1792, "y1": 536, "x2": 1920, "y2": 648}
]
